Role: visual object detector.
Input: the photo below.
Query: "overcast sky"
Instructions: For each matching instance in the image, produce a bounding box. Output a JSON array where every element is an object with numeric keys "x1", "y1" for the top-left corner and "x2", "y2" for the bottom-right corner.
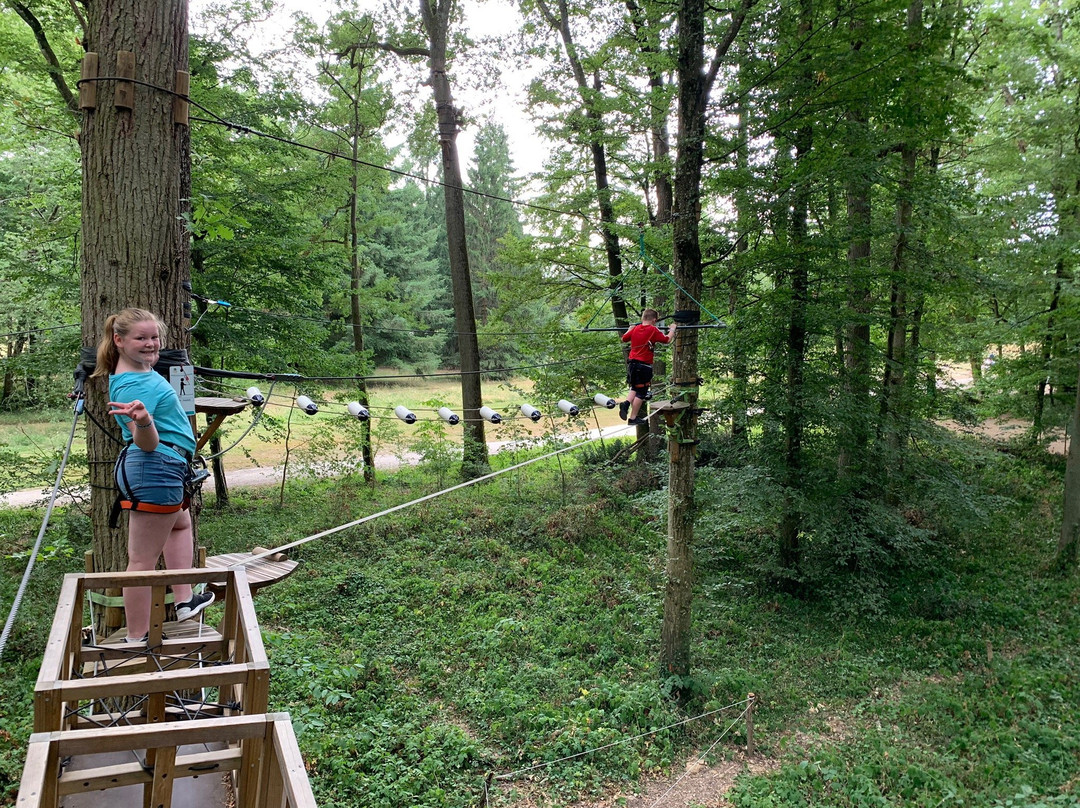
[{"x1": 188, "y1": 0, "x2": 549, "y2": 178}]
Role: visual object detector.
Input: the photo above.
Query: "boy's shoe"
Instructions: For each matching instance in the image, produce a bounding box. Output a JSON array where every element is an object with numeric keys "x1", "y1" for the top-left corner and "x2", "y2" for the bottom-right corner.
[
  {"x1": 175, "y1": 591, "x2": 215, "y2": 622},
  {"x1": 619, "y1": 401, "x2": 630, "y2": 420},
  {"x1": 627, "y1": 416, "x2": 648, "y2": 426}
]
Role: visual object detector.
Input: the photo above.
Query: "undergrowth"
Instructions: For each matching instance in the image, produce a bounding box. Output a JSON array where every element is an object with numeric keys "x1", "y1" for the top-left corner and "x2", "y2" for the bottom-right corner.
[{"x1": 0, "y1": 435, "x2": 1078, "y2": 807}]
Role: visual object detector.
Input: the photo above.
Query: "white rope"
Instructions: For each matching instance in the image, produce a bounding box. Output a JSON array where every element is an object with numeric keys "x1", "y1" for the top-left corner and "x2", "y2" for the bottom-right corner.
[
  {"x1": 0, "y1": 403, "x2": 82, "y2": 659},
  {"x1": 494, "y1": 697, "x2": 752, "y2": 782},
  {"x1": 233, "y1": 423, "x2": 641, "y2": 566},
  {"x1": 645, "y1": 703, "x2": 753, "y2": 808}
]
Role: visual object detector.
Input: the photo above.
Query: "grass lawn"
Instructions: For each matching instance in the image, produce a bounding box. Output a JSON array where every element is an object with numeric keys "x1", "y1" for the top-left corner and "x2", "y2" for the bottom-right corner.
[
  {"x1": 0, "y1": 373, "x2": 630, "y2": 485},
  {"x1": 1, "y1": 432, "x2": 1078, "y2": 807}
]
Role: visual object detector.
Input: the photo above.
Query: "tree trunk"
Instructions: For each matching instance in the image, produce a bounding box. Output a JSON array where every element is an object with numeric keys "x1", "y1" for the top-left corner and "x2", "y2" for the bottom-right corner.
[
  {"x1": 838, "y1": 18, "x2": 871, "y2": 483},
  {"x1": 348, "y1": 106, "x2": 376, "y2": 483},
  {"x1": 1058, "y1": 359, "x2": 1080, "y2": 569},
  {"x1": 81, "y1": 0, "x2": 191, "y2": 575},
  {"x1": 779, "y1": 0, "x2": 813, "y2": 574},
  {"x1": 880, "y1": 144, "x2": 916, "y2": 448},
  {"x1": 420, "y1": 0, "x2": 488, "y2": 477}
]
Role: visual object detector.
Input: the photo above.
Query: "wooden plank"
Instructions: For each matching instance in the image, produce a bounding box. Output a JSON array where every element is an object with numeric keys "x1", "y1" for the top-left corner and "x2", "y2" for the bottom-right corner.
[
  {"x1": 79, "y1": 52, "x2": 98, "y2": 110},
  {"x1": 15, "y1": 734, "x2": 56, "y2": 807},
  {"x1": 58, "y1": 760, "x2": 150, "y2": 794},
  {"x1": 81, "y1": 568, "x2": 230, "y2": 588},
  {"x1": 271, "y1": 716, "x2": 318, "y2": 808},
  {"x1": 150, "y1": 745, "x2": 178, "y2": 808},
  {"x1": 114, "y1": 50, "x2": 135, "y2": 109},
  {"x1": 37, "y1": 575, "x2": 81, "y2": 683},
  {"x1": 195, "y1": 397, "x2": 249, "y2": 415},
  {"x1": 172, "y1": 70, "x2": 189, "y2": 126},
  {"x1": 56, "y1": 747, "x2": 244, "y2": 795},
  {"x1": 52, "y1": 715, "x2": 271, "y2": 757},
  {"x1": 205, "y1": 554, "x2": 299, "y2": 591},
  {"x1": 54, "y1": 662, "x2": 253, "y2": 701},
  {"x1": 651, "y1": 399, "x2": 692, "y2": 411}
]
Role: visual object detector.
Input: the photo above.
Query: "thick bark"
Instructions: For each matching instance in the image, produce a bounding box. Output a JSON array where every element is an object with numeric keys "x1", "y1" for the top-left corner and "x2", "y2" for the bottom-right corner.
[
  {"x1": 880, "y1": 143, "x2": 916, "y2": 453},
  {"x1": 1058, "y1": 359, "x2": 1080, "y2": 569},
  {"x1": 345, "y1": 61, "x2": 376, "y2": 483},
  {"x1": 838, "y1": 18, "x2": 871, "y2": 482},
  {"x1": 779, "y1": 0, "x2": 813, "y2": 573},
  {"x1": 81, "y1": 0, "x2": 191, "y2": 574},
  {"x1": 660, "y1": 0, "x2": 751, "y2": 680},
  {"x1": 420, "y1": 0, "x2": 488, "y2": 476}
]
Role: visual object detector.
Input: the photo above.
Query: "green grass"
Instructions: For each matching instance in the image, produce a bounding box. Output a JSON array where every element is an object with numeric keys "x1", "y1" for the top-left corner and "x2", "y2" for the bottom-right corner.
[
  {"x1": 1, "y1": 436, "x2": 1078, "y2": 807},
  {"x1": 0, "y1": 375, "x2": 625, "y2": 482}
]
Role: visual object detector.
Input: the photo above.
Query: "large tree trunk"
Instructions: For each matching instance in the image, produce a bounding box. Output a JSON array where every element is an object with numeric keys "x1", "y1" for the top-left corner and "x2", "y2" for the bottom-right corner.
[
  {"x1": 779, "y1": 0, "x2": 813, "y2": 574},
  {"x1": 660, "y1": 0, "x2": 706, "y2": 677},
  {"x1": 1058, "y1": 359, "x2": 1080, "y2": 569},
  {"x1": 660, "y1": 0, "x2": 750, "y2": 681},
  {"x1": 81, "y1": 0, "x2": 191, "y2": 575},
  {"x1": 838, "y1": 15, "x2": 871, "y2": 483},
  {"x1": 420, "y1": 0, "x2": 488, "y2": 477}
]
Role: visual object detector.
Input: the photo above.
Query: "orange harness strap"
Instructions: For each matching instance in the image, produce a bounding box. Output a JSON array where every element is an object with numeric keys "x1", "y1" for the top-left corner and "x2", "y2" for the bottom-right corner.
[{"x1": 119, "y1": 499, "x2": 190, "y2": 514}]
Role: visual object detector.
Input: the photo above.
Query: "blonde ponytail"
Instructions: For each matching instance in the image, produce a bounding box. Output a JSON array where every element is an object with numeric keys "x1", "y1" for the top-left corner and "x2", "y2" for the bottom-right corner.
[{"x1": 91, "y1": 308, "x2": 166, "y2": 378}]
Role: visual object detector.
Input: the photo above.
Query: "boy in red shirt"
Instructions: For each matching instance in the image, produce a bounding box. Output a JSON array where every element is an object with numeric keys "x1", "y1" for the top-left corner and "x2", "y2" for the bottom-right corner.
[{"x1": 619, "y1": 309, "x2": 676, "y2": 425}]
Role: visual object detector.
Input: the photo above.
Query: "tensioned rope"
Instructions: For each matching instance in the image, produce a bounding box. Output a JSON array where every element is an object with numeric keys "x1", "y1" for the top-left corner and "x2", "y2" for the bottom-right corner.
[
  {"x1": 74, "y1": 76, "x2": 590, "y2": 224},
  {"x1": 492, "y1": 696, "x2": 752, "y2": 783},
  {"x1": 0, "y1": 393, "x2": 84, "y2": 660},
  {"x1": 234, "y1": 419, "x2": 641, "y2": 566},
  {"x1": 193, "y1": 344, "x2": 627, "y2": 383}
]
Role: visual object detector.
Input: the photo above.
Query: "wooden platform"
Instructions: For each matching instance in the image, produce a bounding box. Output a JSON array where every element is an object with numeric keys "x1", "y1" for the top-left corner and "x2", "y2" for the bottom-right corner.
[{"x1": 205, "y1": 554, "x2": 298, "y2": 594}]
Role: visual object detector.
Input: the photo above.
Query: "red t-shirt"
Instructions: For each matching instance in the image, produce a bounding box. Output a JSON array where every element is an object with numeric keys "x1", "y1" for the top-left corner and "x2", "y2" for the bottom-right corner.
[{"x1": 622, "y1": 323, "x2": 670, "y2": 364}]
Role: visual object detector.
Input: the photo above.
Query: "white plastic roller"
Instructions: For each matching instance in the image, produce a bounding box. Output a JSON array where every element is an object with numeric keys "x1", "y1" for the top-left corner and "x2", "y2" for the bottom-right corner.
[
  {"x1": 557, "y1": 399, "x2": 580, "y2": 416},
  {"x1": 479, "y1": 406, "x2": 502, "y2": 424},
  {"x1": 593, "y1": 393, "x2": 616, "y2": 409},
  {"x1": 347, "y1": 401, "x2": 370, "y2": 421},
  {"x1": 295, "y1": 395, "x2": 318, "y2": 415},
  {"x1": 246, "y1": 386, "x2": 265, "y2": 406},
  {"x1": 438, "y1": 406, "x2": 460, "y2": 425},
  {"x1": 395, "y1": 405, "x2": 417, "y2": 424},
  {"x1": 520, "y1": 403, "x2": 542, "y2": 422}
]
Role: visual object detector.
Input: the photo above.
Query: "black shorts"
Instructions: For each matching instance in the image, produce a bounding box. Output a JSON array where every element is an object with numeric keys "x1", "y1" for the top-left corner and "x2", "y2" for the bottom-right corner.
[{"x1": 627, "y1": 360, "x2": 653, "y2": 392}]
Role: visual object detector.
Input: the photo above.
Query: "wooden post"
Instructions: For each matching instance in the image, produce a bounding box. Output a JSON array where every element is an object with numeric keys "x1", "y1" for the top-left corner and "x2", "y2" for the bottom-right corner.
[
  {"x1": 173, "y1": 70, "x2": 189, "y2": 125},
  {"x1": 80, "y1": 53, "x2": 99, "y2": 110},
  {"x1": 114, "y1": 51, "x2": 135, "y2": 110},
  {"x1": 746, "y1": 692, "x2": 756, "y2": 756}
]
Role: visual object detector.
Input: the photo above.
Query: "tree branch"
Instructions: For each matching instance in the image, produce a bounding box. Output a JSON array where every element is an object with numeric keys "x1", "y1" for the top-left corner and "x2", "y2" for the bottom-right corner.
[
  {"x1": 704, "y1": 0, "x2": 756, "y2": 92},
  {"x1": 11, "y1": 2, "x2": 78, "y2": 112},
  {"x1": 346, "y1": 40, "x2": 430, "y2": 59}
]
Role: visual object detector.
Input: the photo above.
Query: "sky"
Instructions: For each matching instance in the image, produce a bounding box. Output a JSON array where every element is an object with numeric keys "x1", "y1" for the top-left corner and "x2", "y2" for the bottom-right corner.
[{"x1": 188, "y1": 0, "x2": 550, "y2": 178}]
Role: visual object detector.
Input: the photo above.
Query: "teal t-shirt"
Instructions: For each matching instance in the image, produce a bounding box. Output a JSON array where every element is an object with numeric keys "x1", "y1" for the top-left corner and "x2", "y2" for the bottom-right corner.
[{"x1": 109, "y1": 370, "x2": 196, "y2": 458}]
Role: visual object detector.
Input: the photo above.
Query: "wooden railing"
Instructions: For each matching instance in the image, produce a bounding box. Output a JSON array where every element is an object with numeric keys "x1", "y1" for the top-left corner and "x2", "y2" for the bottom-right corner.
[
  {"x1": 16, "y1": 713, "x2": 316, "y2": 808},
  {"x1": 20, "y1": 568, "x2": 316, "y2": 806}
]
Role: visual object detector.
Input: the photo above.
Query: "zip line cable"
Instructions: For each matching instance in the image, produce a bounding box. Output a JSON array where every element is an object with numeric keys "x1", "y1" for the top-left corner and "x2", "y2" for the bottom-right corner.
[
  {"x1": 0, "y1": 394, "x2": 83, "y2": 661},
  {"x1": 193, "y1": 345, "x2": 628, "y2": 384},
  {"x1": 0, "y1": 323, "x2": 80, "y2": 341},
  {"x1": 189, "y1": 295, "x2": 577, "y2": 338},
  {"x1": 73, "y1": 76, "x2": 590, "y2": 225}
]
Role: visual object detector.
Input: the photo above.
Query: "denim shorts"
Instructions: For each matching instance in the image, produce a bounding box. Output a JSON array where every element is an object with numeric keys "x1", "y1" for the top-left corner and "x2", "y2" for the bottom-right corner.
[{"x1": 115, "y1": 447, "x2": 187, "y2": 506}]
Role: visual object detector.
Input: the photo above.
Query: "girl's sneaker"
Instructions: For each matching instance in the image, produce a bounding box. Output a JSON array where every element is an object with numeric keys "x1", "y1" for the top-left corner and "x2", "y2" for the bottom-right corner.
[{"x1": 175, "y1": 591, "x2": 215, "y2": 622}]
